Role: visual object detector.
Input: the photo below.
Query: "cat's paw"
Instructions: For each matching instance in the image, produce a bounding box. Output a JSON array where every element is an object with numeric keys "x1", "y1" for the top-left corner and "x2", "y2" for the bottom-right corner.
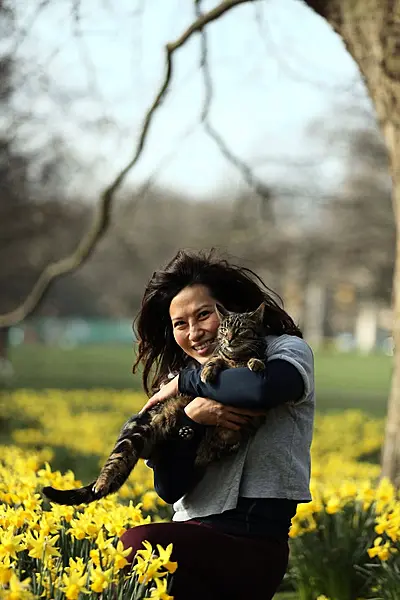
[
  {"x1": 200, "y1": 363, "x2": 219, "y2": 383},
  {"x1": 247, "y1": 358, "x2": 265, "y2": 372},
  {"x1": 92, "y1": 481, "x2": 106, "y2": 496},
  {"x1": 92, "y1": 475, "x2": 110, "y2": 497}
]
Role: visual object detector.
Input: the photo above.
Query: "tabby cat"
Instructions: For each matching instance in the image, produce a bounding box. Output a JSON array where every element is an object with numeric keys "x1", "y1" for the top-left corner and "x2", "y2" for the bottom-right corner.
[{"x1": 42, "y1": 303, "x2": 267, "y2": 506}]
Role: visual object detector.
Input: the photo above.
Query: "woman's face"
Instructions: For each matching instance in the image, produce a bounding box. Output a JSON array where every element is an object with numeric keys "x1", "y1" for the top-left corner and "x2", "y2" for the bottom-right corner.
[{"x1": 169, "y1": 284, "x2": 221, "y2": 365}]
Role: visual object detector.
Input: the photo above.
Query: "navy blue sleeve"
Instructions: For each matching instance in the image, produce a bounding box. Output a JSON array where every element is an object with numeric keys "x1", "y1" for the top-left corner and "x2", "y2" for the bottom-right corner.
[
  {"x1": 148, "y1": 412, "x2": 206, "y2": 504},
  {"x1": 178, "y1": 359, "x2": 304, "y2": 409}
]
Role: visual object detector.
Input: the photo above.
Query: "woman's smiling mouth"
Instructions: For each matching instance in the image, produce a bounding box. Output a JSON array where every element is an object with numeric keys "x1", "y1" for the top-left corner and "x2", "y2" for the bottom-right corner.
[{"x1": 193, "y1": 339, "x2": 216, "y2": 354}]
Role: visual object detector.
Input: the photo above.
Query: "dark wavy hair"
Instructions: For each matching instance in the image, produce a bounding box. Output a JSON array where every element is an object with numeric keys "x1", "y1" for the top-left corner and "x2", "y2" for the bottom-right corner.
[{"x1": 133, "y1": 249, "x2": 302, "y2": 395}]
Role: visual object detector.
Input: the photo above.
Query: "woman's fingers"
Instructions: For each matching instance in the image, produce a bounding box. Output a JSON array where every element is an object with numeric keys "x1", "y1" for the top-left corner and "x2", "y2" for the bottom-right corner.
[
  {"x1": 222, "y1": 411, "x2": 250, "y2": 425},
  {"x1": 139, "y1": 394, "x2": 163, "y2": 414},
  {"x1": 216, "y1": 406, "x2": 253, "y2": 429},
  {"x1": 219, "y1": 420, "x2": 241, "y2": 430},
  {"x1": 184, "y1": 397, "x2": 265, "y2": 428}
]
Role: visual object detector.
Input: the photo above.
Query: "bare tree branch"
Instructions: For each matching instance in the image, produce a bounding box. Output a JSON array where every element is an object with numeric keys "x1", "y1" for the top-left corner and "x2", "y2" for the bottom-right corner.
[
  {"x1": 195, "y1": 0, "x2": 273, "y2": 220},
  {"x1": 253, "y1": 2, "x2": 357, "y2": 94},
  {"x1": 0, "y1": 0, "x2": 256, "y2": 327},
  {"x1": 9, "y1": 0, "x2": 52, "y2": 55},
  {"x1": 123, "y1": 118, "x2": 200, "y2": 224}
]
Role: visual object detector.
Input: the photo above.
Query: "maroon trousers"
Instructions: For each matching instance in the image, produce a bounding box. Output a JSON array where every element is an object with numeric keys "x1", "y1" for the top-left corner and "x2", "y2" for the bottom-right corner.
[{"x1": 120, "y1": 520, "x2": 289, "y2": 600}]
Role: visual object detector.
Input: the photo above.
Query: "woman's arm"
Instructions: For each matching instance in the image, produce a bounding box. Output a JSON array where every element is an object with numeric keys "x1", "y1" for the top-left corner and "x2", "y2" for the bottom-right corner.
[
  {"x1": 148, "y1": 399, "x2": 259, "y2": 503},
  {"x1": 178, "y1": 359, "x2": 304, "y2": 409},
  {"x1": 148, "y1": 412, "x2": 206, "y2": 504}
]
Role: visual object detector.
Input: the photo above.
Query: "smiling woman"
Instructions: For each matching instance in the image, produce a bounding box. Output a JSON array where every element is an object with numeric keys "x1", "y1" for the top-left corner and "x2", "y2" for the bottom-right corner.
[{"x1": 121, "y1": 249, "x2": 315, "y2": 600}]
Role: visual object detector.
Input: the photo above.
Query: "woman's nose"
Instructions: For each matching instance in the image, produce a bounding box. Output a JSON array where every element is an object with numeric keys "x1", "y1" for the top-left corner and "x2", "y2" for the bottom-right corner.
[{"x1": 189, "y1": 323, "x2": 203, "y2": 342}]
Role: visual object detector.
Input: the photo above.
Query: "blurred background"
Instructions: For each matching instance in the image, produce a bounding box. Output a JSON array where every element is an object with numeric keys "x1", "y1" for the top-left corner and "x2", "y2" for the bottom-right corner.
[{"x1": 0, "y1": 0, "x2": 393, "y2": 415}]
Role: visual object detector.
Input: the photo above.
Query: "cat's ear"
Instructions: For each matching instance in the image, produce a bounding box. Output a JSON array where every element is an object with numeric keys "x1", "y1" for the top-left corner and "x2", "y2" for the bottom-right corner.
[
  {"x1": 250, "y1": 302, "x2": 266, "y2": 324},
  {"x1": 215, "y1": 304, "x2": 229, "y2": 321}
]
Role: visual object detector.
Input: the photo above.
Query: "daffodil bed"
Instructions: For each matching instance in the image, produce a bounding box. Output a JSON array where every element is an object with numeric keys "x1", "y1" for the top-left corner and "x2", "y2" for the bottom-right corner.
[{"x1": 0, "y1": 391, "x2": 399, "y2": 599}]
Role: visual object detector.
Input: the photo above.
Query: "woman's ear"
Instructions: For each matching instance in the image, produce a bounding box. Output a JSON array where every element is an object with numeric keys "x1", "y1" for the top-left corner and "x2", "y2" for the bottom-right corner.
[{"x1": 250, "y1": 302, "x2": 266, "y2": 324}]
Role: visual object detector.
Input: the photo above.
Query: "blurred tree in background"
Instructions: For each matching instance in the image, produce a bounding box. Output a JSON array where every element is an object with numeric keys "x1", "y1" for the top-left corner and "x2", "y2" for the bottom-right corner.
[{"x1": 1, "y1": 0, "x2": 400, "y2": 480}]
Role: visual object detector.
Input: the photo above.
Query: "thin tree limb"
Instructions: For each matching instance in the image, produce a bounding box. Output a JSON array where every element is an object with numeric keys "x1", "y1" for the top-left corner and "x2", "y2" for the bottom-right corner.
[
  {"x1": 195, "y1": 0, "x2": 274, "y2": 221},
  {"x1": 254, "y1": 2, "x2": 356, "y2": 93},
  {"x1": 0, "y1": 0, "x2": 255, "y2": 327}
]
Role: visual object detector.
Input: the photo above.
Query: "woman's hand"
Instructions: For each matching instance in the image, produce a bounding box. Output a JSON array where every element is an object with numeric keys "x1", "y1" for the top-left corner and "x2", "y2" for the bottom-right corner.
[
  {"x1": 139, "y1": 375, "x2": 179, "y2": 414},
  {"x1": 184, "y1": 397, "x2": 266, "y2": 430}
]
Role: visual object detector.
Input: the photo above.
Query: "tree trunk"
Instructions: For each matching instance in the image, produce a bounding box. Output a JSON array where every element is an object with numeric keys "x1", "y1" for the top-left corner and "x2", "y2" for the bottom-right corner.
[
  {"x1": 380, "y1": 125, "x2": 400, "y2": 483},
  {"x1": 0, "y1": 327, "x2": 9, "y2": 361},
  {"x1": 354, "y1": 302, "x2": 378, "y2": 354},
  {"x1": 303, "y1": 282, "x2": 326, "y2": 349},
  {"x1": 304, "y1": 0, "x2": 400, "y2": 482}
]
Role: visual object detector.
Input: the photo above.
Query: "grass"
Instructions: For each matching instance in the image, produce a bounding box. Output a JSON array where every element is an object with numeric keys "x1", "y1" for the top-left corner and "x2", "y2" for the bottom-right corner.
[
  {"x1": 314, "y1": 349, "x2": 391, "y2": 416},
  {"x1": 4, "y1": 344, "x2": 393, "y2": 416},
  {"x1": 8, "y1": 345, "x2": 139, "y2": 390}
]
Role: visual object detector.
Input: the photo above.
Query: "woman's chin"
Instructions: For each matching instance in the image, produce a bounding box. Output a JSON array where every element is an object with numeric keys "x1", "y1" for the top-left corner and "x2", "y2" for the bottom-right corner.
[
  {"x1": 194, "y1": 348, "x2": 215, "y2": 365},
  {"x1": 196, "y1": 356, "x2": 209, "y2": 365}
]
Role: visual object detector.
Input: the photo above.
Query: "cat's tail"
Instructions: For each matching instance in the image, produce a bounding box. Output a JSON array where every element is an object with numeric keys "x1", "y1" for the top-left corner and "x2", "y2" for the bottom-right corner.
[
  {"x1": 42, "y1": 481, "x2": 100, "y2": 505},
  {"x1": 42, "y1": 436, "x2": 143, "y2": 506}
]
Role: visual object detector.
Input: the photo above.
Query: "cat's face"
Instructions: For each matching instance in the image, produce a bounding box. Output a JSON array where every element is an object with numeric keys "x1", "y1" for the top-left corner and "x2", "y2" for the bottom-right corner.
[{"x1": 216, "y1": 304, "x2": 265, "y2": 358}]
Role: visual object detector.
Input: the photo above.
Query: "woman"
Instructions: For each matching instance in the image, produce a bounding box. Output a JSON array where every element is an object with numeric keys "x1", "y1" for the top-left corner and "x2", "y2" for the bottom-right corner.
[{"x1": 121, "y1": 249, "x2": 315, "y2": 600}]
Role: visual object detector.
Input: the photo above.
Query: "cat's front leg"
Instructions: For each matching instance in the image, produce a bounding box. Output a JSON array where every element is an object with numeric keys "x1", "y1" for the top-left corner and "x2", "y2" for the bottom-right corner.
[
  {"x1": 201, "y1": 357, "x2": 227, "y2": 383},
  {"x1": 247, "y1": 358, "x2": 265, "y2": 372}
]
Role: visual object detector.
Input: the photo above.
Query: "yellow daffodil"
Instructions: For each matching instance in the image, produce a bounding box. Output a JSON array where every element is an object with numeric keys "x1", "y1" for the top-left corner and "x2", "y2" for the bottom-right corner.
[
  {"x1": 25, "y1": 531, "x2": 60, "y2": 561},
  {"x1": 133, "y1": 541, "x2": 178, "y2": 584},
  {"x1": 94, "y1": 528, "x2": 112, "y2": 552},
  {"x1": 60, "y1": 570, "x2": 88, "y2": 600},
  {"x1": 142, "y1": 491, "x2": 159, "y2": 512},
  {"x1": 105, "y1": 540, "x2": 132, "y2": 571},
  {"x1": 367, "y1": 536, "x2": 397, "y2": 561},
  {"x1": 156, "y1": 544, "x2": 178, "y2": 574},
  {"x1": 375, "y1": 478, "x2": 395, "y2": 512},
  {"x1": 104, "y1": 515, "x2": 127, "y2": 538},
  {"x1": 145, "y1": 576, "x2": 174, "y2": 600},
  {"x1": 65, "y1": 557, "x2": 86, "y2": 575},
  {"x1": 0, "y1": 556, "x2": 12, "y2": 585},
  {"x1": 48, "y1": 503, "x2": 75, "y2": 524},
  {"x1": 0, "y1": 528, "x2": 25, "y2": 559},
  {"x1": 22, "y1": 493, "x2": 43, "y2": 512},
  {"x1": 325, "y1": 495, "x2": 342, "y2": 515},
  {"x1": 67, "y1": 519, "x2": 87, "y2": 541},
  {"x1": 1, "y1": 573, "x2": 34, "y2": 600},
  {"x1": 89, "y1": 565, "x2": 114, "y2": 593}
]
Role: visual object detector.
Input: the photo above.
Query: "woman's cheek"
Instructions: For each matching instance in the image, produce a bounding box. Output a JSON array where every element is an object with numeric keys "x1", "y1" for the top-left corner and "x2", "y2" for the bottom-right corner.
[
  {"x1": 173, "y1": 329, "x2": 185, "y2": 351},
  {"x1": 209, "y1": 315, "x2": 220, "y2": 334}
]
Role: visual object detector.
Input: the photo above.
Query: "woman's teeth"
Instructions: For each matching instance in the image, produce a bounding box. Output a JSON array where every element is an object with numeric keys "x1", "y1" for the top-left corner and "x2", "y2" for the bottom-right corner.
[{"x1": 194, "y1": 340, "x2": 214, "y2": 351}]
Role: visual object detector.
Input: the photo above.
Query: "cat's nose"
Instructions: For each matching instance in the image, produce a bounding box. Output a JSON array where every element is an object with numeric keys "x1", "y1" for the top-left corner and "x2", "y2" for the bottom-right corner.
[{"x1": 226, "y1": 332, "x2": 233, "y2": 341}]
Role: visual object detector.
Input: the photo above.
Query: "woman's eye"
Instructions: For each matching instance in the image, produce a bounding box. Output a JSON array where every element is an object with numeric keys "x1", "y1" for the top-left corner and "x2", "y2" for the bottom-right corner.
[
  {"x1": 199, "y1": 310, "x2": 210, "y2": 318},
  {"x1": 174, "y1": 321, "x2": 185, "y2": 328}
]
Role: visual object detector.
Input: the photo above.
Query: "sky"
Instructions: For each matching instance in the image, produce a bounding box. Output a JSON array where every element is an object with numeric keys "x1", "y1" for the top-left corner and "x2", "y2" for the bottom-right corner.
[{"x1": 10, "y1": 0, "x2": 372, "y2": 202}]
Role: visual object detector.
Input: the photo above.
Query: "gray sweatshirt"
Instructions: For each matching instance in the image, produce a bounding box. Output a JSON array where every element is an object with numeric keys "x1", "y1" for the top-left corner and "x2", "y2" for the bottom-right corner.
[{"x1": 173, "y1": 334, "x2": 315, "y2": 522}]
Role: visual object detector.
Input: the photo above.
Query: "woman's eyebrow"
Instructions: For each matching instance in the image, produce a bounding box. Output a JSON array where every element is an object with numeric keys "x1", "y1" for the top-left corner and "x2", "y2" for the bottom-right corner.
[{"x1": 195, "y1": 303, "x2": 214, "y2": 313}]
